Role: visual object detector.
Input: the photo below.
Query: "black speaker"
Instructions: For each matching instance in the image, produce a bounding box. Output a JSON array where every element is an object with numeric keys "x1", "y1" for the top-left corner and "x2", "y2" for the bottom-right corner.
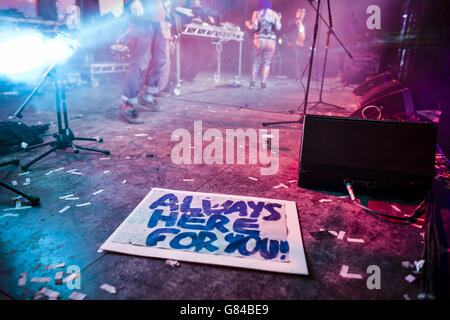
[
  {"x1": 353, "y1": 71, "x2": 394, "y2": 96},
  {"x1": 298, "y1": 115, "x2": 437, "y2": 199}
]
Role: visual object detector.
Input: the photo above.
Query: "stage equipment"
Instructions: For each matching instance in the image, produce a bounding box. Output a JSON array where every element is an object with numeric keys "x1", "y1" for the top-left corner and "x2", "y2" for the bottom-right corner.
[
  {"x1": 172, "y1": 18, "x2": 244, "y2": 94},
  {"x1": 298, "y1": 115, "x2": 437, "y2": 200},
  {"x1": 0, "y1": 159, "x2": 40, "y2": 206},
  {"x1": 350, "y1": 80, "x2": 414, "y2": 120},
  {"x1": 263, "y1": 0, "x2": 353, "y2": 127},
  {"x1": 353, "y1": 71, "x2": 394, "y2": 96},
  {"x1": 12, "y1": 63, "x2": 110, "y2": 171}
]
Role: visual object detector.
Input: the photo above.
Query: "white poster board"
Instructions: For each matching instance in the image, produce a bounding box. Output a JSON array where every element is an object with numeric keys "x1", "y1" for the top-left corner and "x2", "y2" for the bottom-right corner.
[{"x1": 99, "y1": 188, "x2": 308, "y2": 275}]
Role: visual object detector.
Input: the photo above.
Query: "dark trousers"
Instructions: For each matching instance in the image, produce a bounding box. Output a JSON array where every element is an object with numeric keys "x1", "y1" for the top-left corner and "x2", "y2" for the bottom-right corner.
[{"x1": 122, "y1": 21, "x2": 168, "y2": 103}]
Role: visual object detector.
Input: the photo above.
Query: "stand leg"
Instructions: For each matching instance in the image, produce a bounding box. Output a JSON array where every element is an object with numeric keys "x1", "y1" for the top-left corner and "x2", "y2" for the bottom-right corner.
[
  {"x1": 73, "y1": 144, "x2": 110, "y2": 155},
  {"x1": 21, "y1": 146, "x2": 58, "y2": 171},
  {"x1": 0, "y1": 180, "x2": 40, "y2": 206},
  {"x1": 73, "y1": 137, "x2": 104, "y2": 143},
  {"x1": 25, "y1": 141, "x2": 54, "y2": 151}
]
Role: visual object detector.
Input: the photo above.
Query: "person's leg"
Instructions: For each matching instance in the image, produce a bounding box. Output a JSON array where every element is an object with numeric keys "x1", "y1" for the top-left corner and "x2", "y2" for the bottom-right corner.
[
  {"x1": 250, "y1": 38, "x2": 262, "y2": 88},
  {"x1": 120, "y1": 23, "x2": 151, "y2": 123},
  {"x1": 261, "y1": 39, "x2": 276, "y2": 88},
  {"x1": 142, "y1": 22, "x2": 169, "y2": 107}
]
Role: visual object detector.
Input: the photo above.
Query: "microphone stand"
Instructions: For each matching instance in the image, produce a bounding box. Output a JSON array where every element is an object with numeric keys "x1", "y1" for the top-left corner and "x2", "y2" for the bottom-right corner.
[{"x1": 263, "y1": 0, "x2": 353, "y2": 127}]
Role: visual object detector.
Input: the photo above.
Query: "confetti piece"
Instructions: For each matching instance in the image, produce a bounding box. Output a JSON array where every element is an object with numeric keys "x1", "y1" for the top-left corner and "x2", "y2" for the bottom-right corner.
[
  {"x1": 33, "y1": 289, "x2": 44, "y2": 300},
  {"x1": 59, "y1": 194, "x2": 74, "y2": 199},
  {"x1": 165, "y1": 259, "x2": 180, "y2": 268},
  {"x1": 99, "y1": 158, "x2": 110, "y2": 160},
  {"x1": 54, "y1": 167, "x2": 65, "y2": 172},
  {"x1": 319, "y1": 199, "x2": 332, "y2": 203},
  {"x1": 147, "y1": 137, "x2": 153, "y2": 140},
  {"x1": 100, "y1": 283, "x2": 116, "y2": 294},
  {"x1": 273, "y1": 183, "x2": 288, "y2": 189},
  {"x1": 92, "y1": 189, "x2": 104, "y2": 195},
  {"x1": 54, "y1": 271, "x2": 64, "y2": 285},
  {"x1": 30, "y1": 277, "x2": 51, "y2": 283},
  {"x1": 248, "y1": 177, "x2": 259, "y2": 181},
  {"x1": 45, "y1": 170, "x2": 55, "y2": 176},
  {"x1": 339, "y1": 265, "x2": 363, "y2": 279},
  {"x1": 328, "y1": 230, "x2": 338, "y2": 236},
  {"x1": 391, "y1": 205, "x2": 402, "y2": 212},
  {"x1": 337, "y1": 231, "x2": 346, "y2": 240},
  {"x1": 40, "y1": 287, "x2": 60, "y2": 299},
  {"x1": 1, "y1": 213, "x2": 19, "y2": 218},
  {"x1": 135, "y1": 133, "x2": 149, "y2": 137},
  {"x1": 413, "y1": 260, "x2": 425, "y2": 273},
  {"x1": 103, "y1": 170, "x2": 110, "y2": 174},
  {"x1": 69, "y1": 291, "x2": 87, "y2": 300},
  {"x1": 405, "y1": 274, "x2": 416, "y2": 283},
  {"x1": 403, "y1": 294, "x2": 411, "y2": 300},
  {"x1": 288, "y1": 180, "x2": 297, "y2": 183},
  {"x1": 19, "y1": 172, "x2": 30, "y2": 176},
  {"x1": 66, "y1": 169, "x2": 78, "y2": 173},
  {"x1": 18, "y1": 272, "x2": 27, "y2": 286},
  {"x1": 76, "y1": 202, "x2": 91, "y2": 207},
  {"x1": 44, "y1": 262, "x2": 66, "y2": 270},
  {"x1": 402, "y1": 261, "x2": 413, "y2": 268},
  {"x1": 12, "y1": 180, "x2": 17, "y2": 186},
  {"x1": 121, "y1": 180, "x2": 127, "y2": 184},
  {"x1": 58, "y1": 206, "x2": 71, "y2": 214},
  {"x1": 64, "y1": 197, "x2": 79, "y2": 201},
  {"x1": 70, "y1": 171, "x2": 84, "y2": 175},
  {"x1": 63, "y1": 273, "x2": 79, "y2": 283},
  {"x1": 183, "y1": 179, "x2": 195, "y2": 182},
  {"x1": 2, "y1": 206, "x2": 32, "y2": 211},
  {"x1": 347, "y1": 238, "x2": 365, "y2": 243}
]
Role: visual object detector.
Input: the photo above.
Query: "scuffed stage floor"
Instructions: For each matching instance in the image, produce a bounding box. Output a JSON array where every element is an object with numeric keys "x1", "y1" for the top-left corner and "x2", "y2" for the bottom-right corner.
[{"x1": 0, "y1": 73, "x2": 425, "y2": 300}]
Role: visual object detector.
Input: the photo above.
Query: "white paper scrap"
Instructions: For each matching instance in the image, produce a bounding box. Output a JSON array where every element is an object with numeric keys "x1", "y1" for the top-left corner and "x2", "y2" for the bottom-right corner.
[
  {"x1": 122, "y1": 180, "x2": 127, "y2": 184},
  {"x1": 391, "y1": 205, "x2": 402, "y2": 212},
  {"x1": 135, "y1": 133, "x2": 148, "y2": 137},
  {"x1": 402, "y1": 261, "x2": 413, "y2": 268},
  {"x1": 92, "y1": 189, "x2": 104, "y2": 195},
  {"x1": 165, "y1": 259, "x2": 180, "y2": 268},
  {"x1": 44, "y1": 262, "x2": 66, "y2": 270},
  {"x1": 319, "y1": 199, "x2": 332, "y2": 203},
  {"x1": 30, "y1": 277, "x2": 51, "y2": 283},
  {"x1": 12, "y1": 180, "x2": 17, "y2": 186},
  {"x1": 54, "y1": 167, "x2": 65, "y2": 172},
  {"x1": 100, "y1": 283, "x2": 116, "y2": 294},
  {"x1": 248, "y1": 177, "x2": 259, "y2": 181},
  {"x1": 1, "y1": 213, "x2": 19, "y2": 218},
  {"x1": 183, "y1": 179, "x2": 195, "y2": 182},
  {"x1": 76, "y1": 202, "x2": 91, "y2": 207},
  {"x1": 45, "y1": 170, "x2": 55, "y2": 176},
  {"x1": 64, "y1": 197, "x2": 79, "y2": 201},
  {"x1": 18, "y1": 272, "x2": 27, "y2": 286},
  {"x1": 58, "y1": 206, "x2": 71, "y2": 214},
  {"x1": 18, "y1": 172, "x2": 29, "y2": 176},
  {"x1": 347, "y1": 238, "x2": 365, "y2": 243},
  {"x1": 339, "y1": 265, "x2": 363, "y2": 279},
  {"x1": 63, "y1": 273, "x2": 79, "y2": 283},
  {"x1": 69, "y1": 291, "x2": 87, "y2": 300},
  {"x1": 337, "y1": 231, "x2": 346, "y2": 240},
  {"x1": 54, "y1": 271, "x2": 64, "y2": 284},
  {"x1": 41, "y1": 287, "x2": 60, "y2": 299},
  {"x1": 59, "y1": 194, "x2": 74, "y2": 199}
]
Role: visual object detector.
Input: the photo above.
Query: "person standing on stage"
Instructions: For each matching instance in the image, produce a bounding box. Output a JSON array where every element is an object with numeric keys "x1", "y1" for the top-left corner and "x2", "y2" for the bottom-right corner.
[
  {"x1": 294, "y1": 8, "x2": 306, "y2": 80},
  {"x1": 245, "y1": 0, "x2": 282, "y2": 90},
  {"x1": 119, "y1": 0, "x2": 172, "y2": 124}
]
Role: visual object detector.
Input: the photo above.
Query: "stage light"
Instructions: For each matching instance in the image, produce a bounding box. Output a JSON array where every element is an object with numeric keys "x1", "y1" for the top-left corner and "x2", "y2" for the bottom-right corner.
[{"x1": 0, "y1": 30, "x2": 78, "y2": 76}]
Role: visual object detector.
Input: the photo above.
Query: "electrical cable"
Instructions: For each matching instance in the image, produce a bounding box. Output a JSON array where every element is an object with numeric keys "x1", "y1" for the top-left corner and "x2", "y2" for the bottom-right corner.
[{"x1": 345, "y1": 182, "x2": 430, "y2": 225}]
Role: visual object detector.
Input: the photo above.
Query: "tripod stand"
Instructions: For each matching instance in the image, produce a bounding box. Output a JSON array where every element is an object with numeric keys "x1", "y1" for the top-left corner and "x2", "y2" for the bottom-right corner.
[
  {"x1": 12, "y1": 63, "x2": 110, "y2": 171},
  {"x1": 0, "y1": 160, "x2": 40, "y2": 206},
  {"x1": 262, "y1": 0, "x2": 353, "y2": 126}
]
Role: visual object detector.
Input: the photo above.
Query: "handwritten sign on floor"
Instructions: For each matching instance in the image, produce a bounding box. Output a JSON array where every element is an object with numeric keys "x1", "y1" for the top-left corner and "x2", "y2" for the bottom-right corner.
[{"x1": 99, "y1": 188, "x2": 308, "y2": 275}]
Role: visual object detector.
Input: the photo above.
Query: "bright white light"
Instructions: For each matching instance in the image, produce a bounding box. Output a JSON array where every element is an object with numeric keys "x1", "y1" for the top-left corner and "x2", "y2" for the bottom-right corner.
[{"x1": 0, "y1": 30, "x2": 76, "y2": 76}]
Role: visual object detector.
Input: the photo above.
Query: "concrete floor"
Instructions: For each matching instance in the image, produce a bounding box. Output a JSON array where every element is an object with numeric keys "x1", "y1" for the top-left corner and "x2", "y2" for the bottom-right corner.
[{"x1": 0, "y1": 72, "x2": 426, "y2": 300}]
